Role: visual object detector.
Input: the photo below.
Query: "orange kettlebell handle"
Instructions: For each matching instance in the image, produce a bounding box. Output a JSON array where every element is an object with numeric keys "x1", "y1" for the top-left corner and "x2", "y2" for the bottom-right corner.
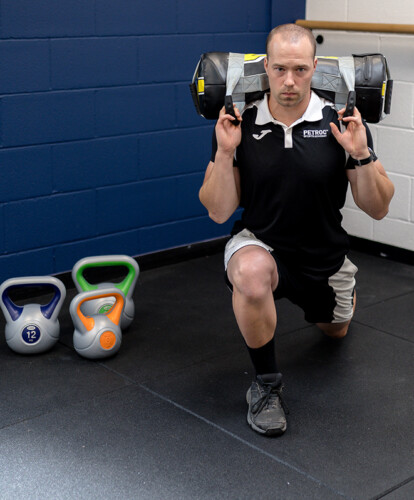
[{"x1": 77, "y1": 291, "x2": 125, "y2": 332}]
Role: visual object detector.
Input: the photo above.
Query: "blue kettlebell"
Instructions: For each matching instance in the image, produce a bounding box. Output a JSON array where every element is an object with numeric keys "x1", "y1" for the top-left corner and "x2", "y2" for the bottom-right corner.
[{"x1": 0, "y1": 276, "x2": 66, "y2": 354}]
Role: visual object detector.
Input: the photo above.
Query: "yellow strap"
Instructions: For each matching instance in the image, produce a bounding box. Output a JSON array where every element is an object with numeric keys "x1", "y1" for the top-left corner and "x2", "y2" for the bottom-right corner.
[
  {"x1": 244, "y1": 53, "x2": 266, "y2": 61},
  {"x1": 197, "y1": 78, "x2": 204, "y2": 93}
]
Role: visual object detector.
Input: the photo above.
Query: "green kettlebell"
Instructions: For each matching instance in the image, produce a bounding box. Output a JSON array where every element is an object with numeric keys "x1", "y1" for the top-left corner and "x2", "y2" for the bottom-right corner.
[{"x1": 72, "y1": 255, "x2": 139, "y2": 329}]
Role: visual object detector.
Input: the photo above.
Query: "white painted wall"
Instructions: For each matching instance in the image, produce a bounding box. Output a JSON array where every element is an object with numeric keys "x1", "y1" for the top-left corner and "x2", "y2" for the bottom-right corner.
[{"x1": 306, "y1": 0, "x2": 414, "y2": 252}]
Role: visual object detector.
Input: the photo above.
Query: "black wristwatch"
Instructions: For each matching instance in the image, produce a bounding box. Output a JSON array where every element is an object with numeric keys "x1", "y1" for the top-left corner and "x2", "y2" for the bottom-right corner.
[{"x1": 351, "y1": 147, "x2": 377, "y2": 166}]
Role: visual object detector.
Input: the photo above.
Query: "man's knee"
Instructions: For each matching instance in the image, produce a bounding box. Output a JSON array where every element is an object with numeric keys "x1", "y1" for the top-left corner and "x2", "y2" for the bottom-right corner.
[
  {"x1": 316, "y1": 321, "x2": 351, "y2": 339},
  {"x1": 227, "y1": 248, "x2": 278, "y2": 301}
]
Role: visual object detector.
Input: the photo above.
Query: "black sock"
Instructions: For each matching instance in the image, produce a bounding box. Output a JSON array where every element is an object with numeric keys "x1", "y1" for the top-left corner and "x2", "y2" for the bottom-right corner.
[{"x1": 245, "y1": 336, "x2": 278, "y2": 377}]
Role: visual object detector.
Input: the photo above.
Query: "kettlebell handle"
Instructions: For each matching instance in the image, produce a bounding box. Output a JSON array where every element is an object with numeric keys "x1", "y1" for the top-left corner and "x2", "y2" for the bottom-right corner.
[
  {"x1": 0, "y1": 276, "x2": 66, "y2": 323},
  {"x1": 71, "y1": 289, "x2": 125, "y2": 332},
  {"x1": 72, "y1": 255, "x2": 139, "y2": 298}
]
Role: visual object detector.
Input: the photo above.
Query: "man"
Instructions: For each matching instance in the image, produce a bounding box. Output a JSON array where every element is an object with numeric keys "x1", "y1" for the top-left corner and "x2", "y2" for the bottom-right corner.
[{"x1": 199, "y1": 24, "x2": 394, "y2": 436}]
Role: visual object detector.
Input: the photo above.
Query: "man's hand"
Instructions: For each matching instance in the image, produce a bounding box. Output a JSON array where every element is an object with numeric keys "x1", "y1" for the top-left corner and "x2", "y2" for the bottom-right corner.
[
  {"x1": 329, "y1": 106, "x2": 370, "y2": 160},
  {"x1": 331, "y1": 105, "x2": 395, "y2": 221},
  {"x1": 215, "y1": 104, "x2": 242, "y2": 157}
]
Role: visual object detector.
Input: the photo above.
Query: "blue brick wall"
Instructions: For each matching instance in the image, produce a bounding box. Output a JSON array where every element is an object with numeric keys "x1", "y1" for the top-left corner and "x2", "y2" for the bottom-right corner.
[{"x1": 0, "y1": 0, "x2": 305, "y2": 281}]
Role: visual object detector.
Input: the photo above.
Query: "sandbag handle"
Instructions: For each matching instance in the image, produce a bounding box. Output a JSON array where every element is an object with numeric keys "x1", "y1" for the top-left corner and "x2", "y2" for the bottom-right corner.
[
  {"x1": 224, "y1": 96, "x2": 240, "y2": 126},
  {"x1": 342, "y1": 90, "x2": 356, "y2": 126}
]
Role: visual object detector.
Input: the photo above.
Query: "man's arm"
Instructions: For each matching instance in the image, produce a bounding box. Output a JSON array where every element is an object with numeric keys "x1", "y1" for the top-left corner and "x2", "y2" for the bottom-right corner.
[
  {"x1": 345, "y1": 158, "x2": 394, "y2": 220},
  {"x1": 199, "y1": 106, "x2": 242, "y2": 224},
  {"x1": 330, "y1": 107, "x2": 394, "y2": 220}
]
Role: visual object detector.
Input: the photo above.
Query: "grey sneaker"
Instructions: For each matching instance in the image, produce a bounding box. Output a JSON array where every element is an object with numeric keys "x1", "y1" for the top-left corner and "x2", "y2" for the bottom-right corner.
[{"x1": 246, "y1": 373, "x2": 288, "y2": 436}]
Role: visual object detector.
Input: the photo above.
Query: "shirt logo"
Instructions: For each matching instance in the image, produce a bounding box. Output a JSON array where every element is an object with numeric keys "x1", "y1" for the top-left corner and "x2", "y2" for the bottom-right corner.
[
  {"x1": 253, "y1": 129, "x2": 272, "y2": 140},
  {"x1": 303, "y1": 129, "x2": 329, "y2": 138}
]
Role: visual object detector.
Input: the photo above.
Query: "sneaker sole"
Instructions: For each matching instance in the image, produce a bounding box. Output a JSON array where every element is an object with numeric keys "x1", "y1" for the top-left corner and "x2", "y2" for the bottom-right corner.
[{"x1": 247, "y1": 412, "x2": 287, "y2": 436}]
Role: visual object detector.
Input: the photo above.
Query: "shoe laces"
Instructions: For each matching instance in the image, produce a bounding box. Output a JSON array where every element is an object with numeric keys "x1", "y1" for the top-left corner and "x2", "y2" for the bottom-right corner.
[{"x1": 252, "y1": 381, "x2": 289, "y2": 415}]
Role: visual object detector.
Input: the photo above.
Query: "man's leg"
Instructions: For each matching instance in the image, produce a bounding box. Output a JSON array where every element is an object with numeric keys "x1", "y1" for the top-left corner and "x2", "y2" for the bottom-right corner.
[
  {"x1": 316, "y1": 320, "x2": 351, "y2": 339},
  {"x1": 316, "y1": 291, "x2": 357, "y2": 339},
  {"x1": 227, "y1": 245, "x2": 279, "y2": 348},
  {"x1": 227, "y1": 245, "x2": 287, "y2": 436}
]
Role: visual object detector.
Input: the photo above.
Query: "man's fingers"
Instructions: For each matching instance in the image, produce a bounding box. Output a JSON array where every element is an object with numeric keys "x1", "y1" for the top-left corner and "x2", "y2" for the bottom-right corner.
[{"x1": 330, "y1": 121, "x2": 341, "y2": 139}]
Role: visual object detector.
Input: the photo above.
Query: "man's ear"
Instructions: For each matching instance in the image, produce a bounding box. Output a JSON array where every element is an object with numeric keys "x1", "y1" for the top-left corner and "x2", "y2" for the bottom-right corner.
[
  {"x1": 264, "y1": 56, "x2": 268, "y2": 74},
  {"x1": 314, "y1": 57, "x2": 317, "y2": 70}
]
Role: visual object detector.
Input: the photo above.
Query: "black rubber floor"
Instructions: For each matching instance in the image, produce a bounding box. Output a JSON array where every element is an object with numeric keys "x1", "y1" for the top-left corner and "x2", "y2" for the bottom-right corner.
[{"x1": 0, "y1": 249, "x2": 413, "y2": 499}]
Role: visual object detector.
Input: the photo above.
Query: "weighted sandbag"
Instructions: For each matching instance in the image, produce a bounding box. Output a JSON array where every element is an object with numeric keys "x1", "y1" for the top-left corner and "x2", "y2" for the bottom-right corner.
[{"x1": 189, "y1": 52, "x2": 392, "y2": 123}]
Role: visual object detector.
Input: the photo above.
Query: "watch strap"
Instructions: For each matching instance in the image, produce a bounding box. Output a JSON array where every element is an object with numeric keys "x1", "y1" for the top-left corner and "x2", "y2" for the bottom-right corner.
[{"x1": 351, "y1": 147, "x2": 377, "y2": 166}]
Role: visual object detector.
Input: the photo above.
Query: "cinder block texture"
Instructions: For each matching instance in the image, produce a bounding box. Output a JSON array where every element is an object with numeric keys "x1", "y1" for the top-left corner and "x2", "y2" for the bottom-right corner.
[
  {"x1": 380, "y1": 35, "x2": 414, "y2": 83},
  {"x1": 96, "y1": 0, "x2": 176, "y2": 35},
  {"x1": 1, "y1": 92, "x2": 95, "y2": 146},
  {"x1": 314, "y1": 30, "x2": 380, "y2": 57},
  {"x1": 0, "y1": 0, "x2": 306, "y2": 280},
  {"x1": 386, "y1": 174, "x2": 411, "y2": 221},
  {"x1": 139, "y1": 216, "x2": 235, "y2": 254},
  {"x1": 4, "y1": 192, "x2": 97, "y2": 252},
  {"x1": 373, "y1": 219, "x2": 414, "y2": 252},
  {"x1": 0, "y1": 41, "x2": 50, "y2": 93},
  {"x1": 0, "y1": 0, "x2": 95, "y2": 38},
  {"x1": 0, "y1": 146, "x2": 52, "y2": 201},
  {"x1": 306, "y1": 0, "x2": 347, "y2": 22},
  {"x1": 54, "y1": 232, "x2": 141, "y2": 275},
  {"x1": 306, "y1": 0, "x2": 414, "y2": 24},
  {"x1": 0, "y1": 249, "x2": 55, "y2": 280},
  {"x1": 311, "y1": 28, "x2": 414, "y2": 253},
  {"x1": 138, "y1": 36, "x2": 215, "y2": 84},
  {"x1": 52, "y1": 137, "x2": 139, "y2": 192},
  {"x1": 347, "y1": 0, "x2": 414, "y2": 24},
  {"x1": 380, "y1": 82, "x2": 413, "y2": 129},
  {"x1": 212, "y1": 33, "x2": 269, "y2": 53},
  {"x1": 96, "y1": 181, "x2": 173, "y2": 234},
  {"x1": 411, "y1": 183, "x2": 414, "y2": 222},
  {"x1": 377, "y1": 127, "x2": 414, "y2": 177},
  {"x1": 271, "y1": 0, "x2": 306, "y2": 26},
  {"x1": 177, "y1": 0, "x2": 250, "y2": 34},
  {"x1": 95, "y1": 85, "x2": 176, "y2": 137},
  {"x1": 139, "y1": 128, "x2": 212, "y2": 179},
  {"x1": 341, "y1": 207, "x2": 374, "y2": 240},
  {"x1": 51, "y1": 38, "x2": 138, "y2": 89},
  {"x1": 176, "y1": 83, "x2": 211, "y2": 128}
]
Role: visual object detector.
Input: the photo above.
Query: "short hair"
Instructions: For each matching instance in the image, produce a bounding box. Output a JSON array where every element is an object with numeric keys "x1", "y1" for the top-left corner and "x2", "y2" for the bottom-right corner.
[{"x1": 266, "y1": 24, "x2": 316, "y2": 59}]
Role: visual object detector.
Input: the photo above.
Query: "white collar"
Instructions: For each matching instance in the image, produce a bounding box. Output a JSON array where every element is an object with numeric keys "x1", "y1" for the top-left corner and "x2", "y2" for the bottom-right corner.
[{"x1": 255, "y1": 91, "x2": 324, "y2": 127}]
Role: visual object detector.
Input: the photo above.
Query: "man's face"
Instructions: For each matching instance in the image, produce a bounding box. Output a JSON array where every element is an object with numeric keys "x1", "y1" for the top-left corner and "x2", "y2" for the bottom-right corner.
[{"x1": 265, "y1": 34, "x2": 316, "y2": 109}]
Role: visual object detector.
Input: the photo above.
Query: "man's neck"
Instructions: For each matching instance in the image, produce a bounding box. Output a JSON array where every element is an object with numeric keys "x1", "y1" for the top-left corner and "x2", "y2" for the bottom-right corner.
[{"x1": 267, "y1": 92, "x2": 312, "y2": 127}]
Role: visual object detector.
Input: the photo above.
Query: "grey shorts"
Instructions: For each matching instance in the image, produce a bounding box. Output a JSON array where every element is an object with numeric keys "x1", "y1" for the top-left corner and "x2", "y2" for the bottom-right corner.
[{"x1": 225, "y1": 229, "x2": 358, "y2": 324}]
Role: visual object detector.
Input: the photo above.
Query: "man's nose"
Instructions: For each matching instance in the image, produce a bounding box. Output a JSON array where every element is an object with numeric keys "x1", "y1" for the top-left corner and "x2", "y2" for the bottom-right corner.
[{"x1": 284, "y1": 71, "x2": 295, "y2": 86}]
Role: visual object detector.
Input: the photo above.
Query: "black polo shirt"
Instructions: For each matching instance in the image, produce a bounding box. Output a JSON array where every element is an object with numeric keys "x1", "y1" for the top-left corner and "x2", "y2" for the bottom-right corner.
[{"x1": 211, "y1": 92, "x2": 374, "y2": 279}]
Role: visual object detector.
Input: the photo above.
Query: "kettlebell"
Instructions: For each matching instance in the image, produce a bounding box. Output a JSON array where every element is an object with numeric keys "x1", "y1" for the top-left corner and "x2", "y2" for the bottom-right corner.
[
  {"x1": 70, "y1": 288, "x2": 125, "y2": 359},
  {"x1": 72, "y1": 255, "x2": 139, "y2": 329},
  {"x1": 0, "y1": 276, "x2": 66, "y2": 354}
]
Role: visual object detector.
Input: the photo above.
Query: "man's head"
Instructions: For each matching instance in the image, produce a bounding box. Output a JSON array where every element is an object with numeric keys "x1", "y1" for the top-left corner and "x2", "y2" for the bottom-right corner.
[
  {"x1": 264, "y1": 24, "x2": 317, "y2": 110},
  {"x1": 266, "y1": 24, "x2": 316, "y2": 60}
]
